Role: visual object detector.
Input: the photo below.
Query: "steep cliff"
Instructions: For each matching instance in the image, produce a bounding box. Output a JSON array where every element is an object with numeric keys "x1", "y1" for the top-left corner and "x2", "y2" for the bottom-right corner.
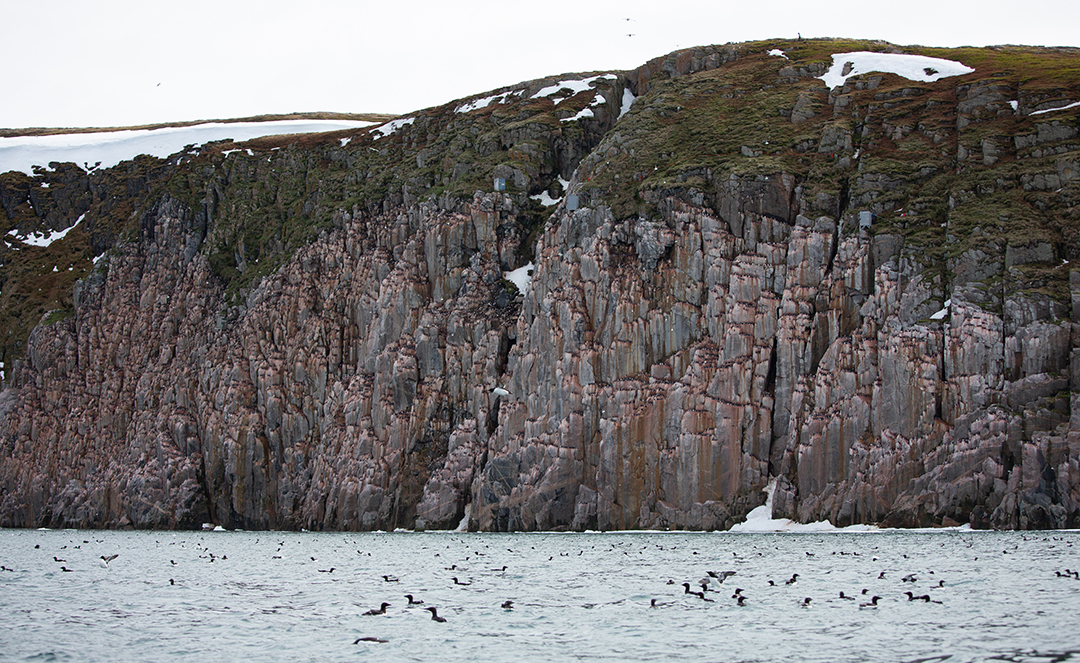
[{"x1": 1, "y1": 39, "x2": 1078, "y2": 530}]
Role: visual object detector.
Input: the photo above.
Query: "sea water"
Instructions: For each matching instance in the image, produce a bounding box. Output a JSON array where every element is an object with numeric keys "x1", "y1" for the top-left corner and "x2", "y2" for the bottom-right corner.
[{"x1": 1, "y1": 528, "x2": 1078, "y2": 662}]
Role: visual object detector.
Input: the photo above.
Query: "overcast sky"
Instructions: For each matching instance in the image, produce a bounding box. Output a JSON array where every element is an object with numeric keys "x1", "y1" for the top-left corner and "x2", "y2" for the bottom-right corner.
[{"x1": 3, "y1": 0, "x2": 1078, "y2": 129}]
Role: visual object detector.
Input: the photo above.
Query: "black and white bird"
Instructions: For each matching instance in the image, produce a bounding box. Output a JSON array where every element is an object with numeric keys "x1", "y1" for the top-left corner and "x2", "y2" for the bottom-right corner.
[
  {"x1": 424, "y1": 607, "x2": 447, "y2": 622},
  {"x1": 363, "y1": 603, "x2": 391, "y2": 616}
]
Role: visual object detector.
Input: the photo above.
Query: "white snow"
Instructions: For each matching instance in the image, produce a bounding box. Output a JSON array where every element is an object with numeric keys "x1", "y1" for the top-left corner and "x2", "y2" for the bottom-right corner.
[
  {"x1": 0, "y1": 120, "x2": 375, "y2": 177},
  {"x1": 504, "y1": 262, "x2": 534, "y2": 295},
  {"x1": 1009, "y1": 100, "x2": 1019, "y2": 112},
  {"x1": 768, "y1": 49, "x2": 788, "y2": 59},
  {"x1": 455, "y1": 92, "x2": 516, "y2": 114},
  {"x1": 561, "y1": 107, "x2": 595, "y2": 123},
  {"x1": 1030, "y1": 100, "x2": 1080, "y2": 115},
  {"x1": 530, "y1": 190, "x2": 562, "y2": 206},
  {"x1": 371, "y1": 117, "x2": 415, "y2": 139},
  {"x1": 531, "y1": 74, "x2": 616, "y2": 104},
  {"x1": 818, "y1": 51, "x2": 974, "y2": 90},
  {"x1": 730, "y1": 478, "x2": 878, "y2": 533},
  {"x1": 15, "y1": 213, "x2": 85, "y2": 248},
  {"x1": 929, "y1": 298, "x2": 952, "y2": 320},
  {"x1": 340, "y1": 137, "x2": 352, "y2": 147},
  {"x1": 619, "y1": 88, "x2": 637, "y2": 119}
]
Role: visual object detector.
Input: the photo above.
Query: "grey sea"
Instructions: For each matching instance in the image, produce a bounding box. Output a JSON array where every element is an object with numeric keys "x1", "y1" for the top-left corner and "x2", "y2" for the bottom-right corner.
[{"x1": 1, "y1": 528, "x2": 1078, "y2": 662}]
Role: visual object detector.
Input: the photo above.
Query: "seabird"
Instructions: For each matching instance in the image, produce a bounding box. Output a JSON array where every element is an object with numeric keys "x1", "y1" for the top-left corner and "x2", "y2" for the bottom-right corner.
[
  {"x1": 839, "y1": 591, "x2": 855, "y2": 600},
  {"x1": 904, "y1": 592, "x2": 931, "y2": 602},
  {"x1": 318, "y1": 568, "x2": 335, "y2": 573},
  {"x1": 382, "y1": 575, "x2": 399, "y2": 582},
  {"x1": 60, "y1": 566, "x2": 74, "y2": 572},
  {"x1": 682, "y1": 583, "x2": 713, "y2": 601},
  {"x1": 353, "y1": 637, "x2": 388, "y2": 644},
  {"x1": 405, "y1": 594, "x2": 424, "y2": 605},
  {"x1": 363, "y1": 603, "x2": 391, "y2": 616},
  {"x1": 101, "y1": 554, "x2": 118, "y2": 566},
  {"x1": 859, "y1": 596, "x2": 882, "y2": 608},
  {"x1": 502, "y1": 600, "x2": 514, "y2": 609},
  {"x1": 902, "y1": 574, "x2": 917, "y2": 583},
  {"x1": 736, "y1": 595, "x2": 747, "y2": 606},
  {"x1": 801, "y1": 597, "x2": 812, "y2": 607},
  {"x1": 785, "y1": 573, "x2": 799, "y2": 585},
  {"x1": 452, "y1": 577, "x2": 472, "y2": 586},
  {"x1": 424, "y1": 607, "x2": 447, "y2": 622}
]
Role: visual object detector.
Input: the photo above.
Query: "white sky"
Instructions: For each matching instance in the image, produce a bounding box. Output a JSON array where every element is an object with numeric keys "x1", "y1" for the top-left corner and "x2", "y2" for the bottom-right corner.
[{"x1": 3, "y1": 0, "x2": 1078, "y2": 129}]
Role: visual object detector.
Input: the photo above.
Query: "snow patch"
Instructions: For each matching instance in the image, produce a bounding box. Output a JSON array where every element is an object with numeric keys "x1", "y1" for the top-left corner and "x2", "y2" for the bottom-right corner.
[
  {"x1": 619, "y1": 88, "x2": 637, "y2": 119},
  {"x1": 0, "y1": 120, "x2": 375, "y2": 176},
  {"x1": 1031, "y1": 100, "x2": 1080, "y2": 115},
  {"x1": 504, "y1": 262, "x2": 534, "y2": 295},
  {"x1": 730, "y1": 478, "x2": 876, "y2": 532},
  {"x1": 768, "y1": 49, "x2": 788, "y2": 59},
  {"x1": 455, "y1": 502, "x2": 471, "y2": 532},
  {"x1": 1009, "y1": 100, "x2": 1019, "y2": 112},
  {"x1": 371, "y1": 117, "x2": 415, "y2": 139},
  {"x1": 532, "y1": 74, "x2": 616, "y2": 104},
  {"x1": 818, "y1": 51, "x2": 974, "y2": 90},
  {"x1": 561, "y1": 107, "x2": 594, "y2": 123},
  {"x1": 16, "y1": 213, "x2": 85, "y2": 248},
  {"x1": 455, "y1": 92, "x2": 516, "y2": 114},
  {"x1": 929, "y1": 298, "x2": 952, "y2": 320},
  {"x1": 530, "y1": 190, "x2": 562, "y2": 206},
  {"x1": 339, "y1": 137, "x2": 352, "y2": 147}
]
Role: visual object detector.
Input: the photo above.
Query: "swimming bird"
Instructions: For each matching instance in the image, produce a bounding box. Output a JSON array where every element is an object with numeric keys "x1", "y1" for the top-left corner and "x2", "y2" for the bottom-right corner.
[
  {"x1": 318, "y1": 568, "x2": 335, "y2": 573},
  {"x1": 60, "y1": 566, "x2": 74, "y2": 572},
  {"x1": 839, "y1": 591, "x2": 855, "y2": 600},
  {"x1": 405, "y1": 594, "x2": 424, "y2": 605},
  {"x1": 731, "y1": 588, "x2": 744, "y2": 599},
  {"x1": 353, "y1": 637, "x2": 388, "y2": 644},
  {"x1": 53, "y1": 557, "x2": 66, "y2": 563},
  {"x1": 902, "y1": 574, "x2": 918, "y2": 583},
  {"x1": 785, "y1": 573, "x2": 799, "y2": 585},
  {"x1": 904, "y1": 591, "x2": 931, "y2": 602},
  {"x1": 682, "y1": 583, "x2": 713, "y2": 601},
  {"x1": 859, "y1": 596, "x2": 881, "y2": 608},
  {"x1": 736, "y1": 595, "x2": 747, "y2": 606},
  {"x1": 424, "y1": 607, "x2": 447, "y2": 622},
  {"x1": 801, "y1": 597, "x2": 812, "y2": 607},
  {"x1": 363, "y1": 603, "x2": 391, "y2": 616},
  {"x1": 878, "y1": 571, "x2": 886, "y2": 579},
  {"x1": 452, "y1": 577, "x2": 472, "y2": 585},
  {"x1": 502, "y1": 600, "x2": 514, "y2": 610},
  {"x1": 382, "y1": 575, "x2": 399, "y2": 582}
]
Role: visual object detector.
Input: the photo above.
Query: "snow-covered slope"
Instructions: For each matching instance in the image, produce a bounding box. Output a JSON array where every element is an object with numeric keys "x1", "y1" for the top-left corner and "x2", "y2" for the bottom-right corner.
[{"x1": 0, "y1": 120, "x2": 374, "y2": 176}]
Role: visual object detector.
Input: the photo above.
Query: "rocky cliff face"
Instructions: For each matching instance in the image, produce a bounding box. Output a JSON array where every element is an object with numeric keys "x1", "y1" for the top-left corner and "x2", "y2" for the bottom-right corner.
[{"x1": 1, "y1": 39, "x2": 1078, "y2": 530}]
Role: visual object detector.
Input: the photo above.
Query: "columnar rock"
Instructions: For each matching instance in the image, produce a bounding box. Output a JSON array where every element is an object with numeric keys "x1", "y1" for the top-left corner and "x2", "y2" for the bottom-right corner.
[{"x1": 1, "y1": 39, "x2": 1077, "y2": 530}]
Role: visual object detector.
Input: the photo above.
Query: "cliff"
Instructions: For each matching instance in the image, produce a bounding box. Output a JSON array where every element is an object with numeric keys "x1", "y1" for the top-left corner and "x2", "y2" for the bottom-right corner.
[{"x1": 1, "y1": 39, "x2": 1078, "y2": 530}]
